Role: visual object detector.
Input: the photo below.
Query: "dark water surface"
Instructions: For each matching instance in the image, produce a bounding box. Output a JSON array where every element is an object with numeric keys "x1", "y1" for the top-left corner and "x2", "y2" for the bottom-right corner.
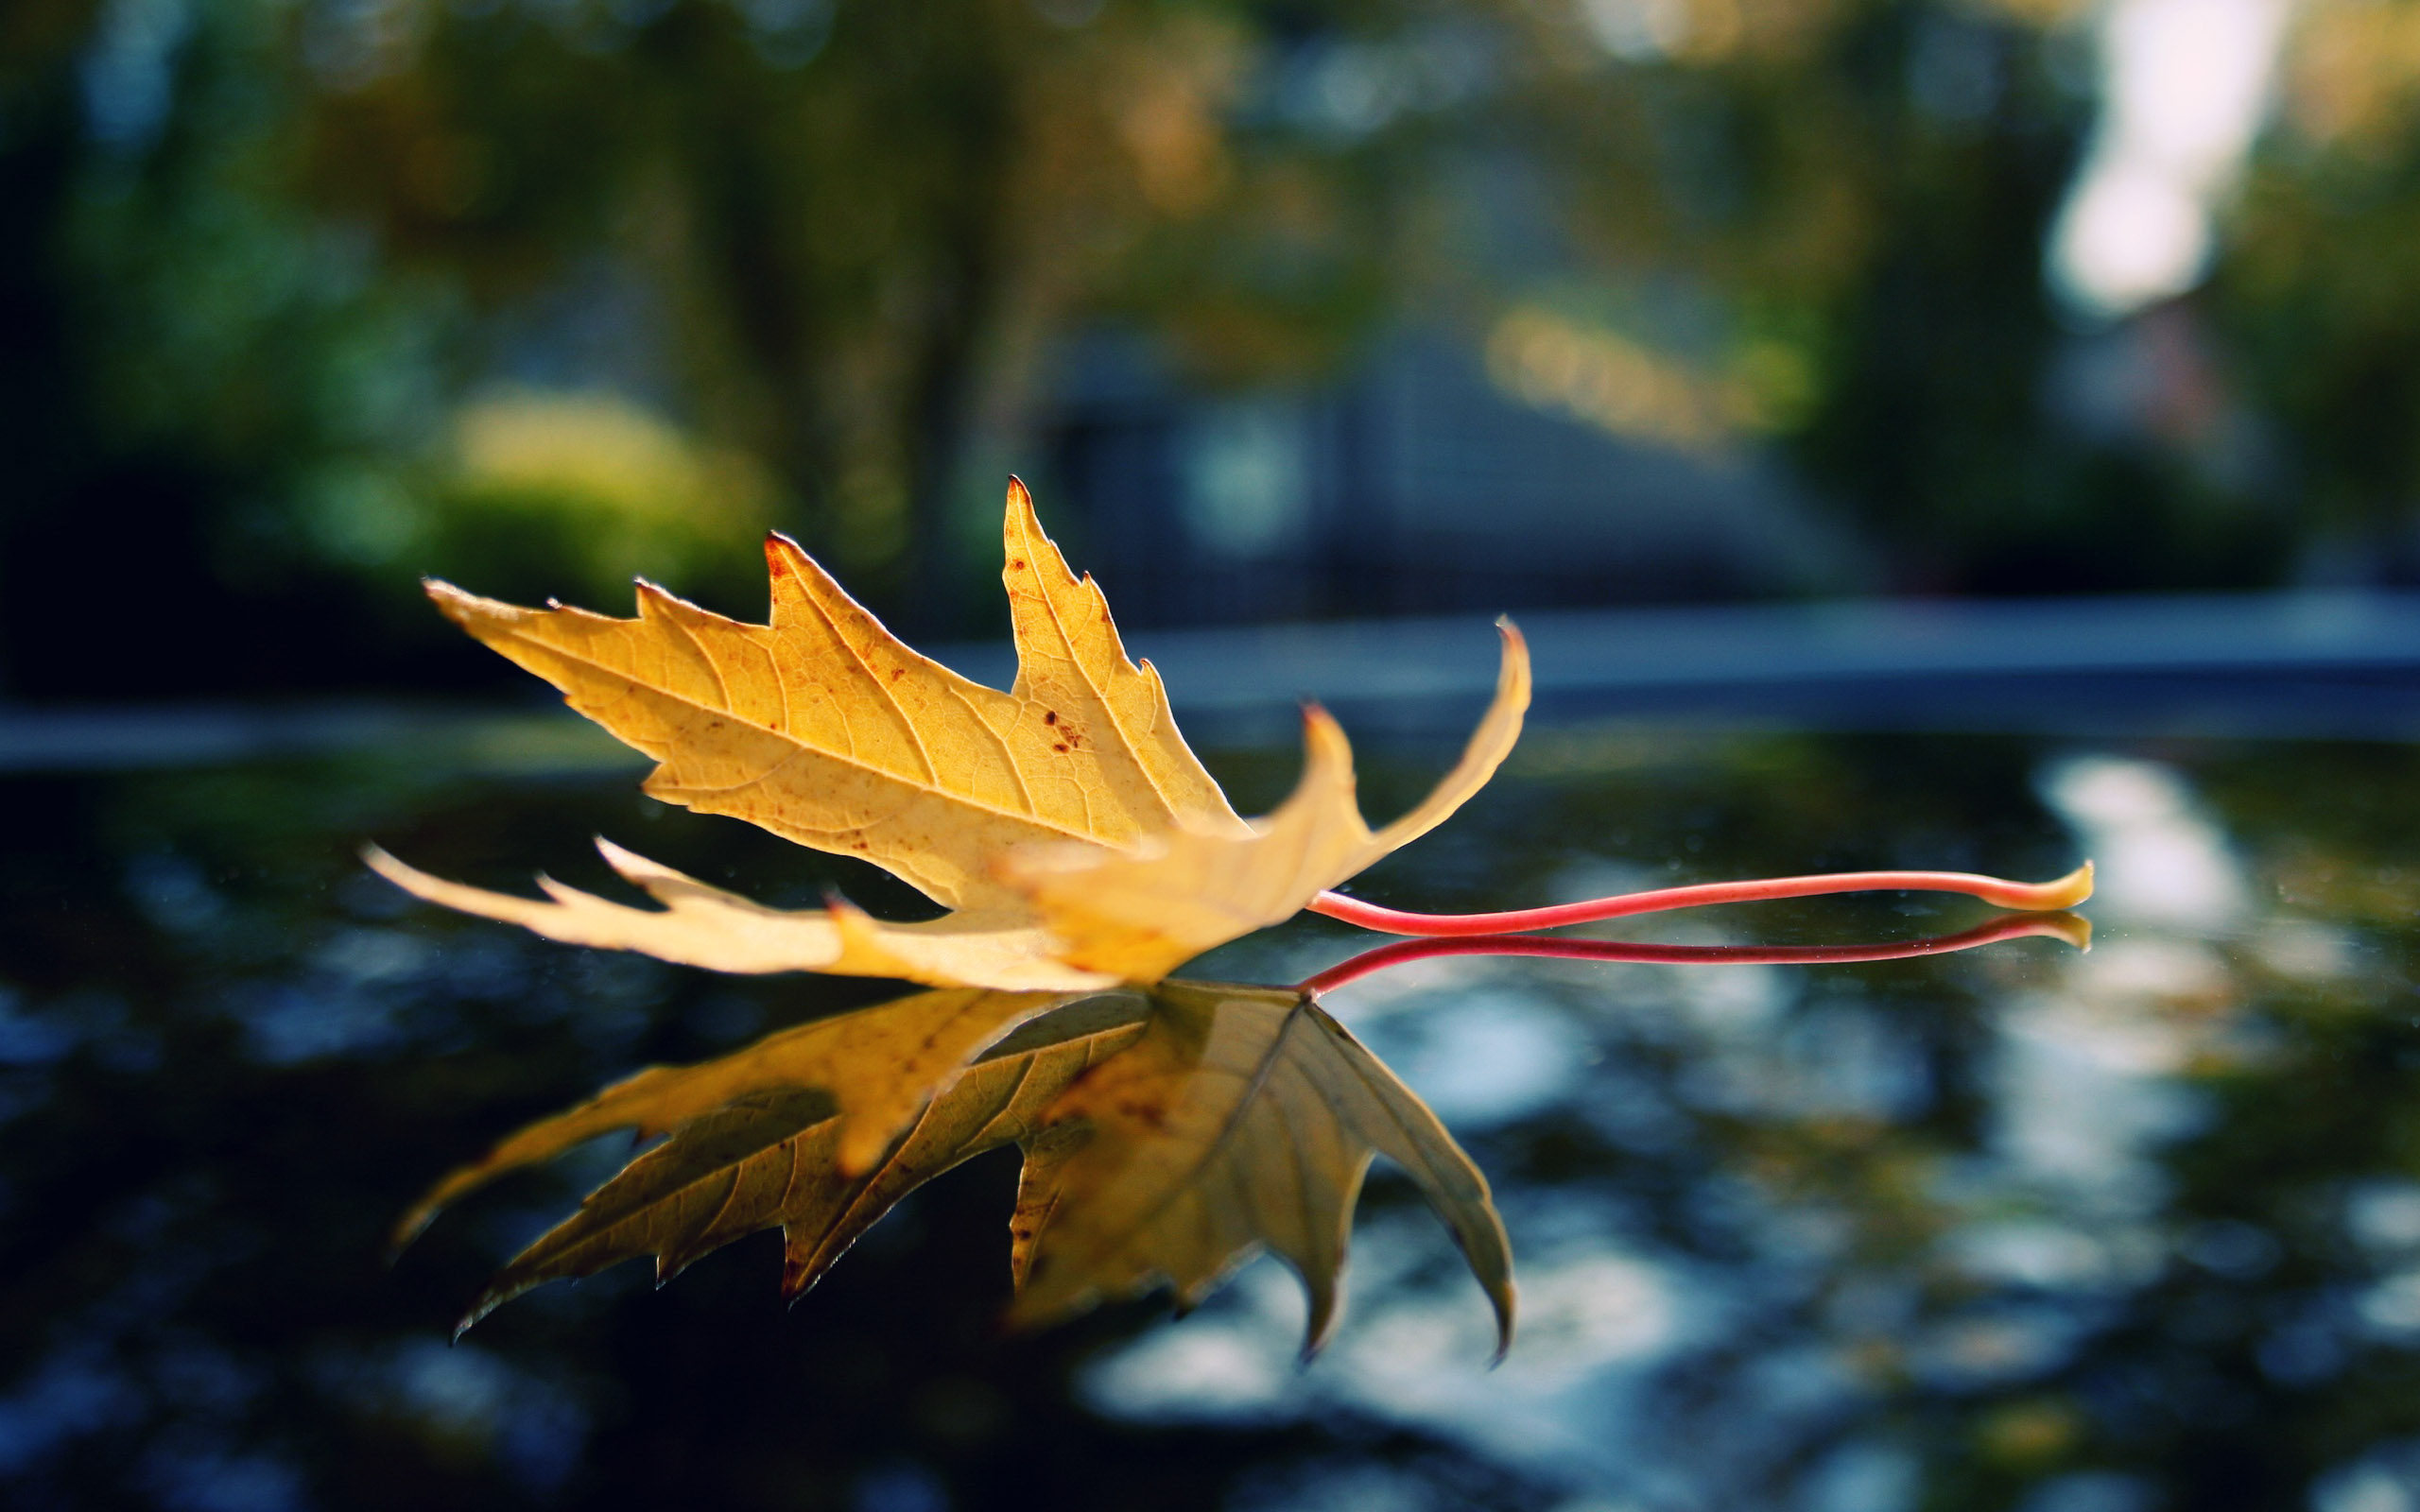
[{"x1": 4, "y1": 708, "x2": 2418, "y2": 1512}]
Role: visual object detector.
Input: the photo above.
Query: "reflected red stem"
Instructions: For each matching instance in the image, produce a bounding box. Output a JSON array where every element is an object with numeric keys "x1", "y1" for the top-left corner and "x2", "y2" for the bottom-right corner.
[
  {"x1": 1305, "y1": 863, "x2": 2093, "y2": 938},
  {"x1": 1296, "y1": 912, "x2": 2088, "y2": 998}
]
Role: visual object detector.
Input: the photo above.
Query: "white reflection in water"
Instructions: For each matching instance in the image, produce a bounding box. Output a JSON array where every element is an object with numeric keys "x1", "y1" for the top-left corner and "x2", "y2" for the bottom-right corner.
[
  {"x1": 1675, "y1": 959, "x2": 1791, "y2": 1035},
  {"x1": 2072, "y1": 937, "x2": 2235, "y2": 1012},
  {"x1": 1946, "y1": 1219, "x2": 2154, "y2": 1295},
  {"x1": 2347, "y1": 1182, "x2": 2420, "y2": 1257},
  {"x1": 2257, "y1": 919, "x2": 2363, "y2": 982},
  {"x1": 2312, "y1": 1449, "x2": 2420, "y2": 1512},
  {"x1": 1993, "y1": 755, "x2": 2257, "y2": 1216},
  {"x1": 1082, "y1": 1217, "x2": 1690, "y2": 1477},
  {"x1": 1353, "y1": 989, "x2": 1587, "y2": 1126},
  {"x1": 2040, "y1": 755, "x2": 2249, "y2": 931},
  {"x1": 1078, "y1": 1317, "x2": 1298, "y2": 1426},
  {"x1": 2358, "y1": 1271, "x2": 2420, "y2": 1341},
  {"x1": 1991, "y1": 984, "x2": 2207, "y2": 1210}
]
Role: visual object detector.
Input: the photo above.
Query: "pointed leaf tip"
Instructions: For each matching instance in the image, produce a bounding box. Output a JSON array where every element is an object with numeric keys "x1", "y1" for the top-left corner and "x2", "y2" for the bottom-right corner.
[
  {"x1": 1298, "y1": 703, "x2": 1351, "y2": 757},
  {"x1": 451, "y1": 1300, "x2": 493, "y2": 1341},
  {"x1": 1005, "y1": 477, "x2": 1042, "y2": 532},
  {"x1": 421, "y1": 579, "x2": 486, "y2": 625}
]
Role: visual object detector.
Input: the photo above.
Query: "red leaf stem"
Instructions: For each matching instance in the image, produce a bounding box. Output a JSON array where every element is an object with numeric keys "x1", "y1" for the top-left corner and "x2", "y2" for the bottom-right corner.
[
  {"x1": 1307, "y1": 863, "x2": 2092, "y2": 938},
  {"x1": 1296, "y1": 911, "x2": 2089, "y2": 998}
]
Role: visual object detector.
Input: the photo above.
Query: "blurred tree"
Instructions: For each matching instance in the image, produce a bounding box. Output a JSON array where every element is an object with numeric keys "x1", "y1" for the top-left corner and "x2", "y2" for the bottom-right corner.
[
  {"x1": 3, "y1": 0, "x2": 2414, "y2": 697},
  {"x1": 5, "y1": 0, "x2": 1468, "y2": 693},
  {"x1": 2222, "y1": 0, "x2": 2420, "y2": 581}
]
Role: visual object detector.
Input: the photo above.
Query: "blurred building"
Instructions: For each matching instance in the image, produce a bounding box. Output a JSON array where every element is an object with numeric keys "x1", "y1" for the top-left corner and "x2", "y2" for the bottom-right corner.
[{"x1": 1041, "y1": 330, "x2": 1866, "y2": 627}]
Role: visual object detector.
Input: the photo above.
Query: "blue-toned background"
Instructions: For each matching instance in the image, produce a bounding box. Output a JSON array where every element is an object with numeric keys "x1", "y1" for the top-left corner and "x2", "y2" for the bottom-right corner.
[{"x1": 12, "y1": 3, "x2": 2420, "y2": 1510}]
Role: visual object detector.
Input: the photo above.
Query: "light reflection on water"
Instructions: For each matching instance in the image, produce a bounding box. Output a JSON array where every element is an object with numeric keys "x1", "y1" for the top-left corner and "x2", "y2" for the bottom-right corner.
[{"x1": 3, "y1": 724, "x2": 2419, "y2": 1509}]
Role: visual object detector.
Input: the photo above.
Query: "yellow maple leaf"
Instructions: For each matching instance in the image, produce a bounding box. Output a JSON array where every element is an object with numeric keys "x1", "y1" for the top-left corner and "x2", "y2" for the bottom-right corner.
[
  {"x1": 392, "y1": 985, "x2": 1116, "y2": 1251},
  {"x1": 1009, "y1": 979, "x2": 1513, "y2": 1355},
  {"x1": 366, "y1": 838, "x2": 1120, "y2": 992},
  {"x1": 373, "y1": 479, "x2": 1529, "y2": 988},
  {"x1": 1003, "y1": 640, "x2": 1527, "y2": 982},
  {"x1": 401, "y1": 980, "x2": 1511, "y2": 1354},
  {"x1": 376, "y1": 480, "x2": 2101, "y2": 1356},
  {"x1": 416, "y1": 988, "x2": 1154, "y2": 1336}
]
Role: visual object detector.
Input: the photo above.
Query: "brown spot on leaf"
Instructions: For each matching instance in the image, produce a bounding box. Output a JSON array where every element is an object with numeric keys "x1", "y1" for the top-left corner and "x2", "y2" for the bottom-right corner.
[
  {"x1": 1044, "y1": 711, "x2": 1057, "y2": 726},
  {"x1": 1053, "y1": 743, "x2": 1069, "y2": 753}
]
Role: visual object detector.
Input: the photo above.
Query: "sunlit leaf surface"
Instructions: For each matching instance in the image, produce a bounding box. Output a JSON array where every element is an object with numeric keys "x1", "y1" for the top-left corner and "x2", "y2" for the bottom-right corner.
[{"x1": 377, "y1": 483, "x2": 1530, "y2": 988}]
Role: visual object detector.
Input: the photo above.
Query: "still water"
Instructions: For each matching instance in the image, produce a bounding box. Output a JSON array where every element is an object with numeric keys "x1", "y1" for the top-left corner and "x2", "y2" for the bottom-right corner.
[{"x1": 3, "y1": 708, "x2": 2416, "y2": 1512}]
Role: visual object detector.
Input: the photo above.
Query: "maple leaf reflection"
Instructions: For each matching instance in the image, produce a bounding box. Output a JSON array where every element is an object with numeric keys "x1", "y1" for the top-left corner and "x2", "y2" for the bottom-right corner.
[{"x1": 397, "y1": 919, "x2": 2083, "y2": 1353}]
